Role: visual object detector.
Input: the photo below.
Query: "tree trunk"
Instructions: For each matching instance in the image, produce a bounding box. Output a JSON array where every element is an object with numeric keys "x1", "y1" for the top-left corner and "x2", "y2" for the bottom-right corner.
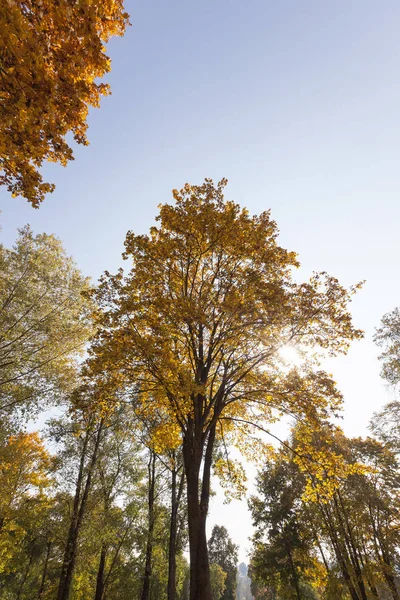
[
  {"x1": 359, "y1": 538, "x2": 379, "y2": 599},
  {"x1": 378, "y1": 541, "x2": 400, "y2": 600},
  {"x1": 334, "y1": 492, "x2": 368, "y2": 600},
  {"x1": 183, "y1": 423, "x2": 216, "y2": 600},
  {"x1": 168, "y1": 466, "x2": 185, "y2": 600},
  {"x1": 56, "y1": 420, "x2": 103, "y2": 600},
  {"x1": 140, "y1": 450, "x2": 156, "y2": 600},
  {"x1": 315, "y1": 533, "x2": 330, "y2": 575},
  {"x1": 369, "y1": 504, "x2": 400, "y2": 600},
  {"x1": 319, "y1": 502, "x2": 361, "y2": 600},
  {"x1": 17, "y1": 548, "x2": 34, "y2": 600},
  {"x1": 94, "y1": 545, "x2": 107, "y2": 600},
  {"x1": 102, "y1": 527, "x2": 129, "y2": 598},
  {"x1": 37, "y1": 540, "x2": 52, "y2": 600},
  {"x1": 287, "y1": 545, "x2": 302, "y2": 600}
]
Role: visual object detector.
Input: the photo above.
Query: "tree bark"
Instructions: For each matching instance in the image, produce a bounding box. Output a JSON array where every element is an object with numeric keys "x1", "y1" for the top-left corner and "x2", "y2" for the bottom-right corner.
[
  {"x1": 37, "y1": 540, "x2": 52, "y2": 600},
  {"x1": 334, "y1": 492, "x2": 368, "y2": 600},
  {"x1": 319, "y1": 501, "x2": 361, "y2": 600},
  {"x1": 183, "y1": 423, "x2": 216, "y2": 600},
  {"x1": 377, "y1": 536, "x2": 400, "y2": 600},
  {"x1": 287, "y1": 544, "x2": 302, "y2": 600},
  {"x1": 140, "y1": 450, "x2": 156, "y2": 600},
  {"x1": 369, "y1": 504, "x2": 400, "y2": 600},
  {"x1": 56, "y1": 419, "x2": 103, "y2": 600},
  {"x1": 94, "y1": 545, "x2": 107, "y2": 600},
  {"x1": 167, "y1": 465, "x2": 185, "y2": 600}
]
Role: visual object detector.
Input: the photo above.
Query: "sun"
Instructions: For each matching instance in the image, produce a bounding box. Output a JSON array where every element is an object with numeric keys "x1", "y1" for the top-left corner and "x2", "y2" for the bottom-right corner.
[{"x1": 278, "y1": 345, "x2": 304, "y2": 367}]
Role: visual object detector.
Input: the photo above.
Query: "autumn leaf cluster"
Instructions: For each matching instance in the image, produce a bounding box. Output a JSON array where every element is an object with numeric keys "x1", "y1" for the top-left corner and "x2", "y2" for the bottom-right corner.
[{"x1": 0, "y1": 0, "x2": 129, "y2": 206}]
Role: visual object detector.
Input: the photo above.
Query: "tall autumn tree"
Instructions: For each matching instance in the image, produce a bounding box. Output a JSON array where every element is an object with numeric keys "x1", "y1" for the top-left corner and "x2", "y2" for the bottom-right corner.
[
  {"x1": 89, "y1": 179, "x2": 362, "y2": 600},
  {"x1": 0, "y1": 0, "x2": 129, "y2": 206}
]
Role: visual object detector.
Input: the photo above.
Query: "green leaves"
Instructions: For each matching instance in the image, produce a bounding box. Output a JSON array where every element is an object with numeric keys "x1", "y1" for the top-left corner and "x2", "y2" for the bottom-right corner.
[{"x1": 0, "y1": 226, "x2": 93, "y2": 414}]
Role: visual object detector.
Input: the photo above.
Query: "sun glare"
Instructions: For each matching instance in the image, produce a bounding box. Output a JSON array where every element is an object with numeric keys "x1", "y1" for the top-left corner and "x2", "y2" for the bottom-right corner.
[{"x1": 279, "y1": 345, "x2": 304, "y2": 367}]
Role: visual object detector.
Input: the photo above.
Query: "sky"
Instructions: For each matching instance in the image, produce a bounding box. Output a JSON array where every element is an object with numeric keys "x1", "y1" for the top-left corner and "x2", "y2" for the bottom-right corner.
[{"x1": 2, "y1": 0, "x2": 400, "y2": 562}]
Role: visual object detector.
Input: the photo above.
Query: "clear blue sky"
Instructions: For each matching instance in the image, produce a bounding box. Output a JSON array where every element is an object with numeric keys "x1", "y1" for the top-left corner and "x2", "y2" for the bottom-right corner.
[{"x1": 2, "y1": 0, "x2": 400, "y2": 560}]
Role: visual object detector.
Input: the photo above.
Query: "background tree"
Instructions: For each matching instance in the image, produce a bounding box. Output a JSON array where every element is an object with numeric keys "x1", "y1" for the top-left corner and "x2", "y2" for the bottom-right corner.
[
  {"x1": 208, "y1": 525, "x2": 238, "y2": 600},
  {"x1": 0, "y1": 226, "x2": 92, "y2": 416},
  {"x1": 250, "y1": 420, "x2": 400, "y2": 600},
  {"x1": 0, "y1": 225, "x2": 192, "y2": 600},
  {"x1": 0, "y1": 0, "x2": 130, "y2": 206},
  {"x1": 53, "y1": 413, "x2": 105, "y2": 600},
  {"x1": 374, "y1": 306, "x2": 400, "y2": 389},
  {"x1": 250, "y1": 451, "x2": 325, "y2": 600},
  {"x1": 0, "y1": 428, "x2": 52, "y2": 576},
  {"x1": 209, "y1": 563, "x2": 227, "y2": 600},
  {"x1": 89, "y1": 178, "x2": 362, "y2": 600}
]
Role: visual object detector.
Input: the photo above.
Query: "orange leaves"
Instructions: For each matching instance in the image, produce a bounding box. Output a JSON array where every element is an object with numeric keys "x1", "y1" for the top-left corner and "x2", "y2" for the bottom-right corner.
[{"x1": 0, "y1": 0, "x2": 130, "y2": 205}]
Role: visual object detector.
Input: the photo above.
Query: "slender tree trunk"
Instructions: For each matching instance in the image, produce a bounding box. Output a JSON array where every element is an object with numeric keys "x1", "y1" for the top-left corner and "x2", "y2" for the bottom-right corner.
[
  {"x1": 168, "y1": 466, "x2": 185, "y2": 600},
  {"x1": 369, "y1": 505, "x2": 400, "y2": 600},
  {"x1": 315, "y1": 534, "x2": 330, "y2": 575},
  {"x1": 377, "y1": 539, "x2": 400, "y2": 600},
  {"x1": 286, "y1": 543, "x2": 302, "y2": 600},
  {"x1": 140, "y1": 451, "x2": 156, "y2": 600},
  {"x1": 334, "y1": 492, "x2": 368, "y2": 600},
  {"x1": 358, "y1": 538, "x2": 379, "y2": 599},
  {"x1": 183, "y1": 423, "x2": 216, "y2": 600},
  {"x1": 56, "y1": 419, "x2": 104, "y2": 600},
  {"x1": 37, "y1": 540, "x2": 52, "y2": 600},
  {"x1": 102, "y1": 526, "x2": 129, "y2": 598},
  {"x1": 385, "y1": 571, "x2": 400, "y2": 600},
  {"x1": 17, "y1": 549, "x2": 34, "y2": 600},
  {"x1": 319, "y1": 502, "x2": 361, "y2": 600},
  {"x1": 305, "y1": 512, "x2": 330, "y2": 575},
  {"x1": 94, "y1": 545, "x2": 107, "y2": 600}
]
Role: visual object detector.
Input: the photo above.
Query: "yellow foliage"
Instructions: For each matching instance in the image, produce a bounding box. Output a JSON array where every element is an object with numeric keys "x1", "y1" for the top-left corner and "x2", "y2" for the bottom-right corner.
[
  {"x1": 150, "y1": 420, "x2": 182, "y2": 454},
  {"x1": 89, "y1": 179, "x2": 362, "y2": 471},
  {"x1": 0, "y1": 431, "x2": 53, "y2": 574},
  {"x1": 0, "y1": 0, "x2": 130, "y2": 205},
  {"x1": 293, "y1": 422, "x2": 368, "y2": 504},
  {"x1": 0, "y1": 431, "x2": 52, "y2": 512}
]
